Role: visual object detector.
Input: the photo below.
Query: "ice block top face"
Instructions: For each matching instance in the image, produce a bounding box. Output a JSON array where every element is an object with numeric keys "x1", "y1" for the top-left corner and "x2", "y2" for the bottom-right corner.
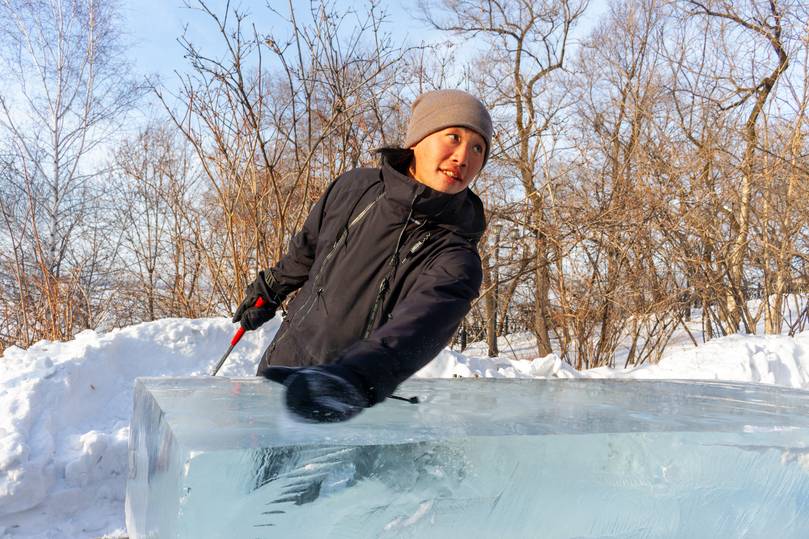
[{"x1": 134, "y1": 378, "x2": 809, "y2": 450}]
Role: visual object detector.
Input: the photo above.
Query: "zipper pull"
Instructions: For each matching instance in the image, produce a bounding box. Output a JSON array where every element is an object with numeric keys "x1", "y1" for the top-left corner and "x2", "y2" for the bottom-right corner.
[
  {"x1": 405, "y1": 232, "x2": 432, "y2": 261},
  {"x1": 409, "y1": 232, "x2": 431, "y2": 255}
]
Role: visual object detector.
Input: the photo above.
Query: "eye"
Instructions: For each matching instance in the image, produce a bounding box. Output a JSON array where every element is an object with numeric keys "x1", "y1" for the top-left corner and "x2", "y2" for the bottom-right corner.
[
  {"x1": 472, "y1": 143, "x2": 484, "y2": 154},
  {"x1": 447, "y1": 133, "x2": 460, "y2": 142}
]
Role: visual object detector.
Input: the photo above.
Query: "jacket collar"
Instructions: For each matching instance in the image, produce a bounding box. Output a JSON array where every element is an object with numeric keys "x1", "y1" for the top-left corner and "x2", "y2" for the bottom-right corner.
[{"x1": 380, "y1": 159, "x2": 486, "y2": 243}]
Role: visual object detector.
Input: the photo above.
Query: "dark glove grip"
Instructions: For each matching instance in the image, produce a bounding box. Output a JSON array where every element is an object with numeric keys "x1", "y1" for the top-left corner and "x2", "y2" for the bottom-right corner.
[{"x1": 232, "y1": 296, "x2": 265, "y2": 343}]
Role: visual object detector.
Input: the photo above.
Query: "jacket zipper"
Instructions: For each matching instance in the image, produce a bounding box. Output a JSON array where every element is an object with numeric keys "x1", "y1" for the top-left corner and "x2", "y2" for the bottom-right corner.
[
  {"x1": 362, "y1": 196, "x2": 422, "y2": 338},
  {"x1": 361, "y1": 231, "x2": 430, "y2": 338},
  {"x1": 362, "y1": 277, "x2": 389, "y2": 339},
  {"x1": 276, "y1": 193, "x2": 383, "y2": 344},
  {"x1": 318, "y1": 194, "x2": 382, "y2": 276}
]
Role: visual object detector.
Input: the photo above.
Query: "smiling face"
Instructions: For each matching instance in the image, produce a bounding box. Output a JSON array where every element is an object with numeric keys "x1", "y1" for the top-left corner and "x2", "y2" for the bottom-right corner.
[{"x1": 408, "y1": 127, "x2": 486, "y2": 195}]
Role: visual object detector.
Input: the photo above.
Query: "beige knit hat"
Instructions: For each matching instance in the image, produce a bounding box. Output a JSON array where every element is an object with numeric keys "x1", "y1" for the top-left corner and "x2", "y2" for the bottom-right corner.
[{"x1": 404, "y1": 89, "x2": 493, "y2": 167}]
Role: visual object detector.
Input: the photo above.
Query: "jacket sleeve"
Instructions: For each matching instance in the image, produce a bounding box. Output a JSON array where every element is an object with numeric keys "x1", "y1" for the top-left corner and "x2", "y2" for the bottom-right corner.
[
  {"x1": 334, "y1": 248, "x2": 482, "y2": 404},
  {"x1": 267, "y1": 179, "x2": 341, "y2": 298}
]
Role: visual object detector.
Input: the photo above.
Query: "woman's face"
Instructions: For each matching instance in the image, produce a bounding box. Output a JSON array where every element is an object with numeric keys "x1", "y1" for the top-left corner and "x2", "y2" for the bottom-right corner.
[{"x1": 409, "y1": 127, "x2": 486, "y2": 195}]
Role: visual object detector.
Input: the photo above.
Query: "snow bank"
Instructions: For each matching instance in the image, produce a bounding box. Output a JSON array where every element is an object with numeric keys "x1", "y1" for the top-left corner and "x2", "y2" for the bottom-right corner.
[
  {"x1": 416, "y1": 348, "x2": 582, "y2": 379},
  {"x1": 424, "y1": 332, "x2": 809, "y2": 389},
  {"x1": 0, "y1": 318, "x2": 279, "y2": 538},
  {"x1": 1, "y1": 317, "x2": 809, "y2": 538},
  {"x1": 623, "y1": 333, "x2": 809, "y2": 387}
]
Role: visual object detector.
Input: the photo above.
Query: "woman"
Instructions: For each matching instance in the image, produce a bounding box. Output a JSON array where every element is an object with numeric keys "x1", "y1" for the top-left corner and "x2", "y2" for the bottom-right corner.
[{"x1": 233, "y1": 89, "x2": 491, "y2": 422}]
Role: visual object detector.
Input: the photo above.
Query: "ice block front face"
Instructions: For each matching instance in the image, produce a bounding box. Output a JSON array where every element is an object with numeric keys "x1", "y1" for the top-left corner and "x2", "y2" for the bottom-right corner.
[{"x1": 125, "y1": 378, "x2": 809, "y2": 538}]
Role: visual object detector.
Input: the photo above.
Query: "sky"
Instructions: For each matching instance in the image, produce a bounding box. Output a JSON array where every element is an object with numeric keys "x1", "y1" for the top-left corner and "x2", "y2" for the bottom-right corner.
[
  {"x1": 114, "y1": 0, "x2": 610, "y2": 145},
  {"x1": 120, "y1": 0, "x2": 609, "y2": 96},
  {"x1": 121, "y1": 0, "x2": 448, "y2": 90}
]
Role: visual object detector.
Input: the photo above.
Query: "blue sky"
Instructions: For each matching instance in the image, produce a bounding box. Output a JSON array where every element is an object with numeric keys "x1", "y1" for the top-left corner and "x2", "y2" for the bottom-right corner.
[
  {"x1": 121, "y1": 0, "x2": 447, "y2": 87},
  {"x1": 122, "y1": 0, "x2": 608, "y2": 88}
]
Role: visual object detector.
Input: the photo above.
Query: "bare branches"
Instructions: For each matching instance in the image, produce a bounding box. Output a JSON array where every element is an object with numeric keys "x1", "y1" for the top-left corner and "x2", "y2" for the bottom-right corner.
[
  {"x1": 0, "y1": 0, "x2": 141, "y2": 349},
  {"x1": 1, "y1": 0, "x2": 806, "y2": 365},
  {"x1": 422, "y1": 0, "x2": 588, "y2": 357},
  {"x1": 151, "y1": 0, "x2": 410, "y2": 316}
]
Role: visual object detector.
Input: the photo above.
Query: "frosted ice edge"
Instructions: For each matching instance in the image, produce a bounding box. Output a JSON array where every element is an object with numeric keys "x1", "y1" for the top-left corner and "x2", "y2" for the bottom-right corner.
[{"x1": 125, "y1": 379, "x2": 185, "y2": 539}]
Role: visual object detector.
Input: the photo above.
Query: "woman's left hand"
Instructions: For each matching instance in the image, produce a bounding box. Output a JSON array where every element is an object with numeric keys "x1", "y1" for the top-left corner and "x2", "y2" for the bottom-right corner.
[{"x1": 261, "y1": 364, "x2": 371, "y2": 423}]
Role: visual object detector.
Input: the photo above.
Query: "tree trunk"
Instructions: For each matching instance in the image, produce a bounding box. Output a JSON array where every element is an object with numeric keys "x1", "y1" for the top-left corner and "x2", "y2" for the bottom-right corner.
[{"x1": 534, "y1": 233, "x2": 553, "y2": 357}]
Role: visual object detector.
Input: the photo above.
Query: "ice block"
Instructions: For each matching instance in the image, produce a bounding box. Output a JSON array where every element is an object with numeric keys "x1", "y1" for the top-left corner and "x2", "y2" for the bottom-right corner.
[{"x1": 125, "y1": 378, "x2": 809, "y2": 538}]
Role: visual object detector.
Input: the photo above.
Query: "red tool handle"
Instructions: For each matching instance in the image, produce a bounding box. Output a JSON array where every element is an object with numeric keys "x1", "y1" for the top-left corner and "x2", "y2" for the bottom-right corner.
[{"x1": 231, "y1": 296, "x2": 265, "y2": 345}]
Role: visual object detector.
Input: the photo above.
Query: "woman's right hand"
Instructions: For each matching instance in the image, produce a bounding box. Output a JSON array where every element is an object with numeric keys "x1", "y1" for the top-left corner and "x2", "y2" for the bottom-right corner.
[{"x1": 233, "y1": 271, "x2": 281, "y2": 330}]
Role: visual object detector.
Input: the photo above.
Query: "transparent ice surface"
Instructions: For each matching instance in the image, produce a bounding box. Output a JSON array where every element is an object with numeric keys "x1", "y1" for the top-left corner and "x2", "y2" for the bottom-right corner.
[{"x1": 125, "y1": 378, "x2": 809, "y2": 538}]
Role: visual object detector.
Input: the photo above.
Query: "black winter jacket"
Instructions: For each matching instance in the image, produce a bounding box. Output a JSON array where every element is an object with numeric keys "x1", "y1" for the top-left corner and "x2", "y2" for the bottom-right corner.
[{"x1": 257, "y1": 158, "x2": 485, "y2": 404}]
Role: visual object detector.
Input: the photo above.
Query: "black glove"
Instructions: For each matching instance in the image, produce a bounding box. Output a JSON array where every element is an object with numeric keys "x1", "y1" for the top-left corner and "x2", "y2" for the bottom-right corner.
[
  {"x1": 233, "y1": 271, "x2": 281, "y2": 330},
  {"x1": 261, "y1": 364, "x2": 372, "y2": 423}
]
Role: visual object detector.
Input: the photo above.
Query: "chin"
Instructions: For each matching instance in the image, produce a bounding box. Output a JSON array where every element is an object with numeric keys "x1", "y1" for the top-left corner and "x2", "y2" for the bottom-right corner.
[{"x1": 434, "y1": 178, "x2": 465, "y2": 194}]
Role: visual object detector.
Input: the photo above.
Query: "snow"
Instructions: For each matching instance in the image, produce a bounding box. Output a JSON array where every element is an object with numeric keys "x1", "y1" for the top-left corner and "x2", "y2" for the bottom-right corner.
[
  {"x1": 1, "y1": 316, "x2": 809, "y2": 538},
  {"x1": 424, "y1": 332, "x2": 809, "y2": 388}
]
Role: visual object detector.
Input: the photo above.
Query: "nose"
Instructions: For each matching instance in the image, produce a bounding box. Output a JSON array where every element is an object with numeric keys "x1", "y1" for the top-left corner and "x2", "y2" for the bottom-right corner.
[{"x1": 451, "y1": 142, "x2": 470, "y2": 168}]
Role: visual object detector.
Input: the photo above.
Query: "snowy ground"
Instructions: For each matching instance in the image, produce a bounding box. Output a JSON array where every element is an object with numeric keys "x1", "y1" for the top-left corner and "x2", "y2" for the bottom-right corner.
[{"x1": 2, "y1": 316, "x2": 809, "y2": 538}]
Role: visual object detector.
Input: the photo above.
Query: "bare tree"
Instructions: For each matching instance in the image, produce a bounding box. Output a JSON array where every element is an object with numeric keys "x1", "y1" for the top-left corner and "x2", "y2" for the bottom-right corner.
[
  {"x1": 112, "y1": 124, "x2": 208, "y2": 322},
  {"x1": 421, "y1": 0, "x2": 589, "y2": 357},
  {"x1": 0, "y1": 0, "x2": 141, "y2": 349},
  {"x1": 677, "y1": 0, "x2": 791, "y2": 333},
  {"x1": 157, "y1": 0, "x2": 410, "y2": 314}
]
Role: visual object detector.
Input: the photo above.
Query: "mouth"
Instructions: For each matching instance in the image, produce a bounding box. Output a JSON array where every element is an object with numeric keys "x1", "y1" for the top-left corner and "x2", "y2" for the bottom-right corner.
[{"x1": 439, "y1": 169, "x2": 464, "y2": 182}]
